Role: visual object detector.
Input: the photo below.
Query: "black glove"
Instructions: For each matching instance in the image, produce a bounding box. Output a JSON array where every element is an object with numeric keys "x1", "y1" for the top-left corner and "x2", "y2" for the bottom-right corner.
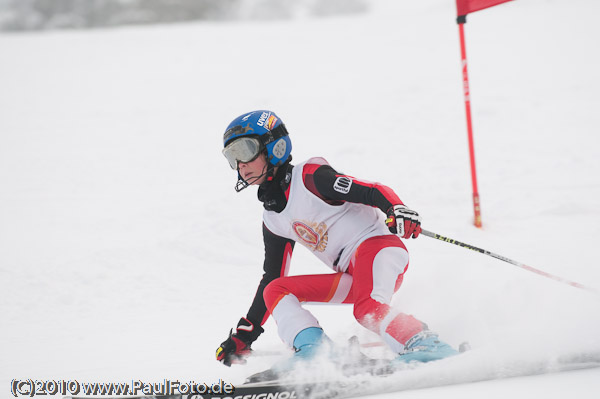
[
  {"x1": 386, "y1": 204, "x2": 422, "y2": 239},
  {"x1": 216, "y1": 317, "x2": 264, "y2": 367}
]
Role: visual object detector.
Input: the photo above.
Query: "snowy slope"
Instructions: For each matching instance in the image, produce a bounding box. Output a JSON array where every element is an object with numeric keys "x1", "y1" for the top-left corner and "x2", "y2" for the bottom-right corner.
[{"x1": 1, "y1": 0, "x2": 600, "y2": 398}]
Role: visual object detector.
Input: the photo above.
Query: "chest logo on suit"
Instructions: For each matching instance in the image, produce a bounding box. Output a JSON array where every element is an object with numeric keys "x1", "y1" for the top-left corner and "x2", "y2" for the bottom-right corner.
[{"x1": 292, "y1": 220, "x2": 328, "y2": 253}]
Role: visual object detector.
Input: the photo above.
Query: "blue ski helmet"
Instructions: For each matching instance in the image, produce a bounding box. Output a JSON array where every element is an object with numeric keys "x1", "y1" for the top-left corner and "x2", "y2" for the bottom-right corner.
[{"x1": 223, "y1": 110, "x2": 292, "y2": 168}]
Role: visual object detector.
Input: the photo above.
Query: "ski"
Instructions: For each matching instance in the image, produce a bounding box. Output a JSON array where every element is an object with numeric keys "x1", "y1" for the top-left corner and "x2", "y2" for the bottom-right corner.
[
  {"x1": 65, "y1": 340, "x2": 471, "y2": 399},
  {"x1": 231, "y1": 338, "x2": 473, "y2": 399},
  {"x1": 215, "y1": 379, "x2": 349, "y2": 399},
  {"x1": 64, "y1": 347, "x2": 600, "y2": 399}
]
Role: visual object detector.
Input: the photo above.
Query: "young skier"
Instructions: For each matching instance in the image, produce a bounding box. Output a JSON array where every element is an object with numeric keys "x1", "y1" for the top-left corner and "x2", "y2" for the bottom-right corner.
[{"x1": 216, "y1": 110, "x2": 457, "y2": 373}]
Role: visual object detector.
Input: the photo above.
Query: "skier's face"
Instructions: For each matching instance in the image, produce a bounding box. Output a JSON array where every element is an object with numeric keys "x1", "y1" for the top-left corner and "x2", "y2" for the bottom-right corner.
[{"x1": 238, "y1": 153, "x2": 270, "y2": 186}]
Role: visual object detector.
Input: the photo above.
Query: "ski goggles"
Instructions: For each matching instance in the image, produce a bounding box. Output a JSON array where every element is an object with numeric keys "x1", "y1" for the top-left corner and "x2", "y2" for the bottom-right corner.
[{"x1": 222, "y1": 137, "x2": 263, "y2": 170}]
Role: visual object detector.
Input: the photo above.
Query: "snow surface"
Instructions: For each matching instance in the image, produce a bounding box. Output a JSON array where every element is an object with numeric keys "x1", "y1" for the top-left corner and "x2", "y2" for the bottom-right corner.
[{"x1": 1, "y1": 0, "x2": 600, "y2": 398}]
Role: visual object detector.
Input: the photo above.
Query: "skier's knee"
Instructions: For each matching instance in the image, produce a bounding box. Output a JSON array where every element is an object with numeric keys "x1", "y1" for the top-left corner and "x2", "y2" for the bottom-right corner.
[
  {"x1": 263, "y1": 278, "x2": 290, "y2": 313},
  {"x1": 353, "y1": 298, "x2": 389, "y2": 333}
]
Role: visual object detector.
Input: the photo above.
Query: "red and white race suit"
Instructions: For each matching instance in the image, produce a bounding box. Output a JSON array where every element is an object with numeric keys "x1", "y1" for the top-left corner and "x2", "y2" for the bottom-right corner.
[{"x1": 246, "y1": 157, "x2": 424, "y2": 354}]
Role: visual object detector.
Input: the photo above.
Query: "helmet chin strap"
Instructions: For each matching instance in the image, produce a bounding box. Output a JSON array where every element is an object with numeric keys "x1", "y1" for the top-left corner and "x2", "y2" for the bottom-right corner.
[{"x1": 234, "y1": 163, "x2": 273, "y2": 192}]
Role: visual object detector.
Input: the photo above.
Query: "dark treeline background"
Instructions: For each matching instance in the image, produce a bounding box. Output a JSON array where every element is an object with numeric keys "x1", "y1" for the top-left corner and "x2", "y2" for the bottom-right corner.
[{"x1": 0, "y1": 0, "x2": 367, "y2": 31}]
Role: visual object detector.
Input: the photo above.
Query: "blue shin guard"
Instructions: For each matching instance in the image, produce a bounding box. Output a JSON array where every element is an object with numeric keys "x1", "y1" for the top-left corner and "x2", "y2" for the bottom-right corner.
[
  {"x1": 273, "y1": 327, "x2": 330, "y2": 373},
  {"x1": 395, "y1": 331, "x2": 458, "y2": 364},
  {"x1": 293, "y1": 327, "x2": 327, "y2": 358}
]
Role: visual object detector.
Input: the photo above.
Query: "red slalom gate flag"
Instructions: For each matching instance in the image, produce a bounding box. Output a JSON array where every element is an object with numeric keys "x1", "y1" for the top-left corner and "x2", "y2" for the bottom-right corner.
[
  {"x1": 454, "y1": 0, "x2": 513, "y2": 227},
  {"x1": 456, "y1": 0, "x2": 512, "y2": 16}
]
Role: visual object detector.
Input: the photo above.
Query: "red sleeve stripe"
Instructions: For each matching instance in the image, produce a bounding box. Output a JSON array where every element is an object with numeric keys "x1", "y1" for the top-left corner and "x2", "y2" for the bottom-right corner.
[
  {"x1": 261, "y1": 241, "x2": 293, "y2": 325},
  {"x1": 303, "y1": 163, "x2": 333, "y2": 202},
  {"x1": 348, "y1": 177, "x2": 403, "y2": 206}
]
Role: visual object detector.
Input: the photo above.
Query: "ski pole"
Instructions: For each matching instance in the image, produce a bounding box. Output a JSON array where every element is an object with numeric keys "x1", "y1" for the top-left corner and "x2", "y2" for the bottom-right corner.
[{"x1": 421, "y1": 229, "x2": 599, "y2": 295}]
